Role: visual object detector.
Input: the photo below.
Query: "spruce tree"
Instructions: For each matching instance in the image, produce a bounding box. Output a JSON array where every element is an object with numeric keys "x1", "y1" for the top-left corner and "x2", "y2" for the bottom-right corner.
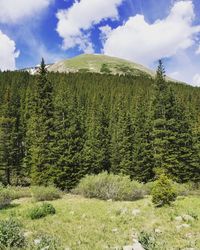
[
  {"x1": 133, "y1": 97, "x2": 154, "y2": 182},
  {"x1": 110, "y1": 99, "x2": 134, "y2": 175},
  {"x1": 29, "y1": 59, "x2": 54, "y2": 185},
  {"x1": 23, "y1": 85, "x2": 37, "y2": 184},
  {"x1": 152, "y1": 60, "x2": 169, "y2": 170},
  {"x1": 152, "y1": 60, "x2": 199, "y2": 182},
  {"x1": 0, "y1": 88, "x2": 16, "y2": 184},
  {"x1": 82, "y1": 101, "x2": 110, "y2": 175},
  {"x1": 168, "y1": 100, "x2": 200, "y2": 183},
  {"x1": 53, "y1": 89, "x2": 85, "y2": 190}
]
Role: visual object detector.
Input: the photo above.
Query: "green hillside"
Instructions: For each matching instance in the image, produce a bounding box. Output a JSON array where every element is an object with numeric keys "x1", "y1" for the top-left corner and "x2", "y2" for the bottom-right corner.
[{"x1": 48, "y1": 54, "x2": 155, "y2": 77}]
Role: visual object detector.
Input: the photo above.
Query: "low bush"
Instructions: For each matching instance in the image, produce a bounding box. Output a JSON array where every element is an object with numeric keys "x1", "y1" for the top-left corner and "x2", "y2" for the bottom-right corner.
[
  {"x1": 73, "y1": 172, "x2": 144, "y2": 201},
  {"x1": 151, "y1": 174, "x2": 177, "y2": 207},
  {"x1": 172, "y1": 182, "x2": 190, "y2": 196},
  {"x1": 6, "y1": 186, "x2": 31, "y2": 200},
  {"x1": 0, "y1": 218, "x2": 25, "y2": 248},
  {"x1": 31, "y1": 233, "x2": 62, "y2": 250},
  {"x1": 185, "y1": 182, "x2": 200, "y2": 196},
  {"x1": 31, "y1": 186, "x2": 61, "y2": 201},
  {"x1": 0, "y1": 187, "x2": 12, "y2": 208},
  {"x1": 144, "y1": 182, "x2": 155, "y2": 195},
  {"x1": 28, "y1": 203, "x2": 56, "y2": 220},
  {"x1": 138, "y1": 231, "x2": 157, "y2": 250},
  {"x1": 145, "y1": 181, "x2": 189, "y2": 196}
]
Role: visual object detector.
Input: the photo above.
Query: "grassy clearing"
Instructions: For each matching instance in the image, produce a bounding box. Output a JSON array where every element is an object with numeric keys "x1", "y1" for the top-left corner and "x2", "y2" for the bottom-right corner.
[{"x1": 0, "y1": 194, "x2": 199, "y2": 250}]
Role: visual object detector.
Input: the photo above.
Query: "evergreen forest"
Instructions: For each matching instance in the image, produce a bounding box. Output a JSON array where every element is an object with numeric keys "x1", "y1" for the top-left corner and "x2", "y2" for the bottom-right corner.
[{"x1": 0, "y1": 60, "x2": 199, "y2": 190}]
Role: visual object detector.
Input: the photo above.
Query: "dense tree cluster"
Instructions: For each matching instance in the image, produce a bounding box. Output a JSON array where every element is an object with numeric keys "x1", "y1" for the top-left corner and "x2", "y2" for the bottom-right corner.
[{"x1": 0, "y1": 60, "x2": 199, "y2": 189}]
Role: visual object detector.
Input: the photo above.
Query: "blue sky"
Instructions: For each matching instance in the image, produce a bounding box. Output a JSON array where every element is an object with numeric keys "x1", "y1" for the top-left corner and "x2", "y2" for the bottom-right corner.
[{"x1": 0, "y1": 0, "x2": 200, "y2": 86}]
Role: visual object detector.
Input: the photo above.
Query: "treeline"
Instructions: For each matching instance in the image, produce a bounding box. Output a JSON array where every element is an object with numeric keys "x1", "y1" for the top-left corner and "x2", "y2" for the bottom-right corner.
[{"x1": 0, "y1": 60, "x2": 199, "y2": 190}]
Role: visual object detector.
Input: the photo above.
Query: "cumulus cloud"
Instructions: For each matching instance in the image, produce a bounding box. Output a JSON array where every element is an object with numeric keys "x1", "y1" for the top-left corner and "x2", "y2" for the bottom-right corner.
[
  {"x1": 0, "y1": 31, "x2": 19, "y2": 71},
  {"x1": 192, "y1": 74, "x2": 200, "y2": 87},
  {"x1": 56, "y1": 0, "x2": 123, "y2": 52},
  {"x1": 101, "y1": 1, "x2": 200, "y2": 66},
  {"x1": 25, "y1": 31, "x2": 67, "y2": 65},
  {"x1": 196, "y1": 45, "x2": 200, "y2": 55},
  {"x1": 99, "y1": 25, "x2": 112, "y2": 44},
  {"x1": 0, "y1": 0, "x2": 53, "y2": 23}
]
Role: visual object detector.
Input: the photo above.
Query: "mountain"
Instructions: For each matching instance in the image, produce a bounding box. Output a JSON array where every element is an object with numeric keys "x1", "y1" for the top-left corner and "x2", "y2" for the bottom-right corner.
[
  {"x1": 48, "y1": 54, "x2": 155, "y2": 77},
  {"x1": 20, "y1": 54, "x2": 181, "y2": 83},
  {"x1": 20, "y1": 64, "x2": 53, "y2": 75}
]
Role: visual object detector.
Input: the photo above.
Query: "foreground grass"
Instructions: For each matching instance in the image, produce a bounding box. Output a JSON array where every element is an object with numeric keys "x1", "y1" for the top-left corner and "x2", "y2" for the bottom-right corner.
[{"x1": 0, "y1": 195, "x2": 200, "y2": 250}]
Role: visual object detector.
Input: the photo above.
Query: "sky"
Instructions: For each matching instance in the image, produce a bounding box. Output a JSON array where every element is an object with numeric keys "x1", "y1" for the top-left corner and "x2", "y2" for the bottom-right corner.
[{"x1": 0, "y1": 0, "x2": 200, "y2": 86}]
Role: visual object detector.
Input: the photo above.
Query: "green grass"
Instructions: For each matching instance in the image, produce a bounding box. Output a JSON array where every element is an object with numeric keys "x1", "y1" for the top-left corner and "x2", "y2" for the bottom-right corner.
[{"x1": 0, "y1": 194, "x2": 199, "y2": 249}]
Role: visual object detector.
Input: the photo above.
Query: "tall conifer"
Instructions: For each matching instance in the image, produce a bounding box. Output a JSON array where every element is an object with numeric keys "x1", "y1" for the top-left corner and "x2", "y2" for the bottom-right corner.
[
  {"x1": 29, "y1": 59, "x2": 54, "y2": 185},
  {"x1": 152, "y1": 60, "x2": 199, "y2": 182}
]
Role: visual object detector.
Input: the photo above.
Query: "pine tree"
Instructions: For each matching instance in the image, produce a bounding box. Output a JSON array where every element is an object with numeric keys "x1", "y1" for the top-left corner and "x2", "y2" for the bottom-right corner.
[
  {"x1": 82, "y1": 101, "x2": 111, "y2": 175},
  {"x1": 53, "y1": 89, "x2": 85, "y2": 190},
  {"x1": 50, "y1": 87, "x2": 70, "y2": 189},
  {"x1": 167, "y1": 100, "x2": 200, "y2": 183},
  {"x1": 23, "y1": 86, "x2": 37, "y2": 184},
  {"x1": 133, "y1": 97, "x2": 154, "y2": 182},
  {"x1": 152, "y1": 60, "x2": 169, "y2": 170},
  {"x1": 110, "y1": 99, "x2": 134, "y2": 175},
  {"x1": 0, "y1": 88, "x2": 16, "y2": 184},
  {"x1": 28, "y1": 59, "x2": 54, "y2": 185},
  {"x1": 152, "y1": 60, "x2": 199, "y2": 182}
]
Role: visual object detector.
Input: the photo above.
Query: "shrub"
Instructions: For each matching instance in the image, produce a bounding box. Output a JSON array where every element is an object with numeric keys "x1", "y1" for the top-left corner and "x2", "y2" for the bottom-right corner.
[
  {"x1": 144, "y1": 182, "x2": 155, "y2": 195},
  {"x1": 0, "y1": 218, "x2": 25, "y2": 248},
  {"x1": 172, "y1": 182, "x2": 189, "y2": 196},
  {"x1": 138, "y1": 231, "x2": 157, "y2": 250},
  {"x1": 31, "y1": 186, "x2": 61, "y2": 201},
  {"x1": 185, "y1": 182, "x2": 200, "y2": 196},
  {"x1": 145, "y1": 181, "x2": 189, "y2": 196},
  {"x1": 187, "y1": 211, "x2": 198, "y2": 221},
  {"x1": 73, "y1": 172, "x2": 144, "y2": 201},
  {"x1": 42, "y1": 203, "x2": 56, "y2": 215},
  {"x1": 151, "y1": 174, "x2": 177, "y2": 207},
  {"x1": 28, "y1": 203, "x2": 56, "y2": 220},
  {"x1": 6, "y1": 186, "x2": 31, "y2": 200},
  {"x1": 31, "y1": 233, "x2": 62, "y2": 250},
  {"x1": 0, "y1": 188, "x2": 12, "y2": 208},
  {"x1": 100, "y1": 63, "x2": 111, "y2": 74}
]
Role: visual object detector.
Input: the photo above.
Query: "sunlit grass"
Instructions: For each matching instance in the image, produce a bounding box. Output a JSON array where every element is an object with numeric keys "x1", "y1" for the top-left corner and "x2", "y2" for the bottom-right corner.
[{"x1": 0, "y1": 193, "x2": 199, "y2": 249}]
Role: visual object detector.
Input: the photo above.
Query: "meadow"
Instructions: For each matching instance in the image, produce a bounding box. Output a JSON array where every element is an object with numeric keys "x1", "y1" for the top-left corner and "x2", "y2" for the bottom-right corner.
[{"x1": 0, "y1": 188, "x2": 199, "y2": 250}]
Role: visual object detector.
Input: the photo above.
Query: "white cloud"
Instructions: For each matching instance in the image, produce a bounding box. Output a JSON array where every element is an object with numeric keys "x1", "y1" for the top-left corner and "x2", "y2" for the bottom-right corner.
[
  {"x1": 196, "y1": 45, "x2": 200, "y2": 55},
  {"x1": 0, "y1": 31, "x2": 19, "y2": 71},
  {"x1": 0, "y1": 0, "x2": 53, "y2": 23},
  {"x1": 99, "y1": 25, "x2": 112, "y2": 44},
  {"x1": 102, "y1": 1, "x2": 200, "y2": 66},
  {"x1": 56, "y1": 0, "x2": 123, "y2": 52},
  {"x1": 169, "y1": 71, "x2": 181, "y2": 79},
  {"x1": 192, "y1": 74, "x2": 200, "y2": 87},
  {"x1": 27, "y1": 35, "x2": 67, "y2": 65}
]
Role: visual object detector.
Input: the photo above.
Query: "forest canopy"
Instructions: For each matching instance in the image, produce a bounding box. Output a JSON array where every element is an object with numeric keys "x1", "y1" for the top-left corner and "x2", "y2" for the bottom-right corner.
[{"x1": 0, "y1": 60, "x2": 199, "y2": 190}]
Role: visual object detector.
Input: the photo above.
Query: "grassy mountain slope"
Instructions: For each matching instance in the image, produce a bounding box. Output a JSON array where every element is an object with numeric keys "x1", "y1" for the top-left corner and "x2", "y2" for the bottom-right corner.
[{"x1": 48, "y1": 54, "x2": 155, "y2": 77}]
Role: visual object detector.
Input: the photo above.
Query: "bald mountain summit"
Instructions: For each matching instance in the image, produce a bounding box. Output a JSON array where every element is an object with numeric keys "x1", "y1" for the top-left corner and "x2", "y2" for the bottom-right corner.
[
  {"x1": 48, "y1": 54, "x2": 155, "y2": 77},
  {"x1": 21, "y1": 54, "x2": 179, "y2": 82}
]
